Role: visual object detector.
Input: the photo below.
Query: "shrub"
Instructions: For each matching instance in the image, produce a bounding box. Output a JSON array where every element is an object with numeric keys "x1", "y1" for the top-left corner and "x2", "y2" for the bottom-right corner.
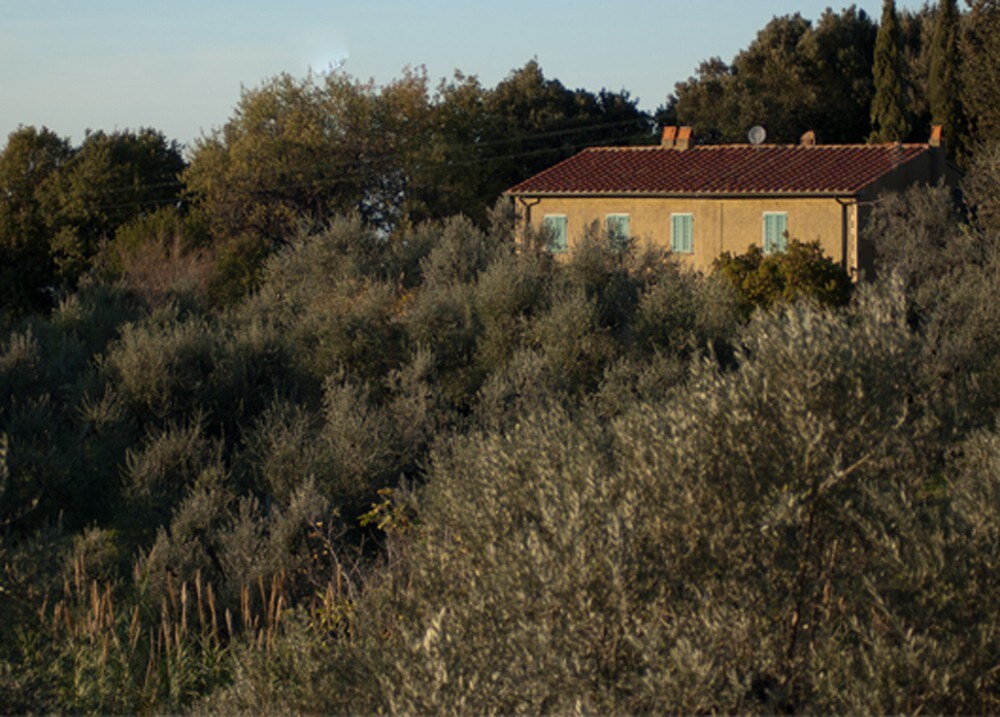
[
  {"x1": 120, "y1": 417, "x2": 225, "y2": 543},
  {"x1": 64, "y1": 527, "x2": 122, "y2": 584},
  {"x1": 101, "y1": 206, "x2": 214, "y2": 308},
  {"x1": 0, "y1": 328, "x2": 42, "y2": 417},
  {"x1": 919, "y1": 249, "x2": 1000, "y2": 428},
  {"x1": 48, "y1": 283, "x2": 142, "y2": 359},
  {"x1": 250, "y1": 218, "x2": 393, "y2": 310},
  {"x1": 473, "y1": 348, "x2": 564, "y2": 432},
  {"x1": 316, "y1": 377, "x2": 400, "y2": 516},
  {"x1": 314, "y1": 280, "x2": 995, "y2": 714},
  {"x1": 239, "y1": 399, "x2": 323, "y2": 504},
  {"x1": 713, "y1": 240, "x2": 853, "y2": 313},
  {"x1": 383, "y1": 347, "x2": 447, "y2": 478},
  {"x1": 0, "y1": 289, "x2": 144, "y2": 530},
  {"x1": 632, "y1": 263, "x2": 740, "y2": 360},
  {"x1": 348, "y1": 409, "x2": 655, "y2": 715},
  {"x1": 870, "y1": 182, "x2": 1000, "y2": 429},
  {"x1": 473, "y1": 252, "x2": 549, "y2": 376},
  {"x1": 237, "y1": 377, "x2": 405, "y2": 518},
  {"x1": 591, "y1": 352, "x2": 689, "y2": 419},
  {"x1": 418, "y1": 215, "x2": 505, "y2": 288},
  {"x1": 560, "y1": 227, "x2": 642, "y2": 333},
  {"x1": 530, "y1": 288, "x2": 617, "y2": 396},
  {"x1": 208, "y1": 233, "x2": 272, "y2": 306},
  {"x1": 868, "y1": 182, "x2": 968, "y2": 311},
  {"x1": 211, "y1": 312, "x2": 307, "y2": 435},
  {"x1": 963, "y1": 141, "x2": 1000, "y2": 232},
  {"x1": 102, "y1": 307, "x2": 219, "y2": 423},
  {"x1": 298, "y1": 278, "x2": 404, "y2": 386},
  {"x1": 403, "y1": 281, "x2": 482, "y2": 406}
]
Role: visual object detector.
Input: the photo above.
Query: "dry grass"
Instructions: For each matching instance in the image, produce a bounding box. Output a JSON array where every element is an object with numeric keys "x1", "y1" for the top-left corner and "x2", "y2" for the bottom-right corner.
[
  {"x1": 116, "y1": 233, "x2": 216, "y2": 307},
  {"x1": 34, "y1": 551, "x2": 355, "y2": 713}
]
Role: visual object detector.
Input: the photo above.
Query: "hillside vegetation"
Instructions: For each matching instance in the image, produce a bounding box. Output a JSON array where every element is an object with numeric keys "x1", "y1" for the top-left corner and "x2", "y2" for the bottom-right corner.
[{"x1": 1, "y1": 2, "x2": 999, "y2": 713}]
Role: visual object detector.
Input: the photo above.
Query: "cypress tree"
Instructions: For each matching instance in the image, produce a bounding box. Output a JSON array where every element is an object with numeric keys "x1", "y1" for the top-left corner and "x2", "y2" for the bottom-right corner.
[
  {"x1": 961, "y1": 0, "x2": 1000, "y2": 143},
  {"x1": 928, "y1": 0, "x2": 963, "y2": 156},
  {"x1": 870, "y1": 0, "x2": 909, "y2": 142}
]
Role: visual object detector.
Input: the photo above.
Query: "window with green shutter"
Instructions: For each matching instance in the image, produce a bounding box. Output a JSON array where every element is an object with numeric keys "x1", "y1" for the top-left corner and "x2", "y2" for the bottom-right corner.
[
  {"x1": 671, "y1": 213, "x2": 694, "y2": 253},
  {"x1": 542, "y1": 214, "x2": 567, "y2": 253},
  {"x1": 605, "y1": 214, "x2": 630, "y2": 251},
  {"x1": 763, "y1": 212, "x2": 788, "y2": 253}
]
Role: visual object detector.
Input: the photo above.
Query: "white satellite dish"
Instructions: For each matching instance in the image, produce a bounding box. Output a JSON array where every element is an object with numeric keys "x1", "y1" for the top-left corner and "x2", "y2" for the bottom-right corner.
[{"x1": 748, "y1": 125, "x2": 767, "y2": 145}]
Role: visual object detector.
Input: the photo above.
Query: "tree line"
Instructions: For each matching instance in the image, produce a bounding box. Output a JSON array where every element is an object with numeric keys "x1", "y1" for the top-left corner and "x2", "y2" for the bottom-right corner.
[
  {"x1": 3, "y1": 1, "x2": 999, "y2": 321},
  {"x1": 667, "y1": 0, "x2": 997, "y2": 154},
  {"x1": 0, "y1": 62, "x2": 649, "y2": 315}
]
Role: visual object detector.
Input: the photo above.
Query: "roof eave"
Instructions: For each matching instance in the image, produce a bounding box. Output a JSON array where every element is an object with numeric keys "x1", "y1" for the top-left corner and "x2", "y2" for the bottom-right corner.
[{"x1": 504, "y1": 189, "x2": 863, "y2": 199}]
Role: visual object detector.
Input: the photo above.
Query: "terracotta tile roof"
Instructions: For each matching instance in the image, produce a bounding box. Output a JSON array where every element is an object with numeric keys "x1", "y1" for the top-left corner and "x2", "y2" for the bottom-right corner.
[{"x1": 506, "y1": 143, "x2": 931, "y2": 196}]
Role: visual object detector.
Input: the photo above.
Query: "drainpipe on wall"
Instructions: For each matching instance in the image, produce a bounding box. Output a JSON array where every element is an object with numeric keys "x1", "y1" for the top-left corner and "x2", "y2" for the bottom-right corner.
[
  {"x1": 515, "y1": 196, "x2": 541, "y2": 251},
  {"x1": 835, "y1": 196, "x2": 858, "y2": 280},
  {"x1": 839, "y1": 195, "x2": 891, "y2": 280},
  {"x1": 718, "y1": 202, "x2": 724, "y2": 260}
]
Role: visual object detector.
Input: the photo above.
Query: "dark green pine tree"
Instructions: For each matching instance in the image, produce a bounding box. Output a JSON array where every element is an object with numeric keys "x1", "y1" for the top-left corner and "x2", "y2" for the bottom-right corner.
[
  {"x1": 870, "y1": 0, "x2": 909, "y2": 142},
  {"x1": 928, "y1": 0, "x2": 963, "y2": 156}
]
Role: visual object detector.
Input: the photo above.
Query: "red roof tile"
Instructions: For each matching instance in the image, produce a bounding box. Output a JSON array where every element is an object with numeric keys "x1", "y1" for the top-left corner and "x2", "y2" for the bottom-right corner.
[{"x1": 506, "y1": 143, "x2": 931, "y2": 196}]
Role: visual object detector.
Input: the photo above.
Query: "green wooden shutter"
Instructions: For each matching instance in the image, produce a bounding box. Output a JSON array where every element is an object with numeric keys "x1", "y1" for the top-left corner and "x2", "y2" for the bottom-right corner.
[
  {"x1": 671, "y1": 214, "x2": 693, "y2": 253},
  {"x1": 542, "y1": 215, "x2": 567, "y2": 252},
  {"x1": 606, "y1": 214, "x2": 630, "y2": 251},
  {"x1": 763, "y1": 213, "x2": 788, "y2": 253}
]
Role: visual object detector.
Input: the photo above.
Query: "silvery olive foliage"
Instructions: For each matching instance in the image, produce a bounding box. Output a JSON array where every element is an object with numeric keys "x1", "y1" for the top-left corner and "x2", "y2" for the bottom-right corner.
[
  {"x1": 329, "y1": 279, "x2": 995, "y2": 715},
  {"x1": 1, "y1": 179, "x2": 998, "y2": 714}
]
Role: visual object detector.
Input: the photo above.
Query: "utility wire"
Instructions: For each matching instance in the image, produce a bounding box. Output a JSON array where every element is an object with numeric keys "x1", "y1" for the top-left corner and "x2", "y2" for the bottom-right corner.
[{"x1": 11, "y1": 114, "x2": 654, "y2": 215}]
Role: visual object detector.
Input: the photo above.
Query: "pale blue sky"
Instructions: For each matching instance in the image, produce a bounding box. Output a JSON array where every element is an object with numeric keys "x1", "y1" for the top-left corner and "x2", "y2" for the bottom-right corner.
[{"x1": 1, "y1": 1, "x2": 926, "y2": 150}]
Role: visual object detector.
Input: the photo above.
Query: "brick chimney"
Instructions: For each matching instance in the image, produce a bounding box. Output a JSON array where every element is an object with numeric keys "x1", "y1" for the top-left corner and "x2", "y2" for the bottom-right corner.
[
  {"x1": 929, "y1": 124, "x2": 944, "y2": 148},
  {"x1": 675, "y1": 126, "x2": 693, "y2": 150},
  {"x1": 800, "y1": 130, "x2": 817, "y2": 147},
  {"x1": 660, "y1": 126, "x2": 678, "y2": 148}
]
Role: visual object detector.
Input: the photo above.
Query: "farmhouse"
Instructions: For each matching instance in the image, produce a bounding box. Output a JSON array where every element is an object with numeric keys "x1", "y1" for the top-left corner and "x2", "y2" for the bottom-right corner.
[{"x1": 506, "y1": 126, "x2": 951, "y2": 277}]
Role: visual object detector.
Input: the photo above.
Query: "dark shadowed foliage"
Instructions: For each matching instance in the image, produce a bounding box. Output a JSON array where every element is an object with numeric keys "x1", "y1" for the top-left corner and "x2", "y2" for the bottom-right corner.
[{"x1": 713, "y1": 240, "x2": 853, "y2": 314}]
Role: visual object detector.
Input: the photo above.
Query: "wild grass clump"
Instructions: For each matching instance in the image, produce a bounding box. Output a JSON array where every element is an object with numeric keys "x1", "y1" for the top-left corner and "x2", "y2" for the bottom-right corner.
[{"x1": 19, "y1": 554, "x2": 304, "y2": 714}]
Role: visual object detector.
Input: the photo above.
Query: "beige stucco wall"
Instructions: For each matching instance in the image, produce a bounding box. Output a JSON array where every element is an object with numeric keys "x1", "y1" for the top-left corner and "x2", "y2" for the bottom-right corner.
[{"x1": 516, "y1": 195, "x2": 849, "y2": 272}]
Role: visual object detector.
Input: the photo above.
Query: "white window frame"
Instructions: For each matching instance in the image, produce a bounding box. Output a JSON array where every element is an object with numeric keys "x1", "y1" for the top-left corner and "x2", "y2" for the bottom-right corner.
[
  {"x1": 670, "y1": 213, "x2": 694, "y2": 254},
  {"x1": 762, "y1": 212, "x2": 788, "y2": 254}
]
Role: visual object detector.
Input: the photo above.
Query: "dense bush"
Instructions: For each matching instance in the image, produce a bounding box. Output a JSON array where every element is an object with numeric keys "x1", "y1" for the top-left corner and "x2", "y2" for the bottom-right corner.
[
  {"x1": 632, "y1": 261, "x2": 740, "y2": 359},
  {"x1": 871, "y1": 181, "x2": 1000, "y2": 429},
  {"x1": 713, "y1": 240, "x2": 854, "y2": 313},
  {"x1": 294, "y1": 282, "x2": 996, "y2": 714}
]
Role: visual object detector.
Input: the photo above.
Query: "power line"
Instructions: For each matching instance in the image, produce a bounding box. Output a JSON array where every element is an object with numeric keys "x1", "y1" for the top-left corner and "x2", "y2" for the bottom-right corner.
[{"x1": 28, "y1": 116, "x2": 654, "y2": 216}]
